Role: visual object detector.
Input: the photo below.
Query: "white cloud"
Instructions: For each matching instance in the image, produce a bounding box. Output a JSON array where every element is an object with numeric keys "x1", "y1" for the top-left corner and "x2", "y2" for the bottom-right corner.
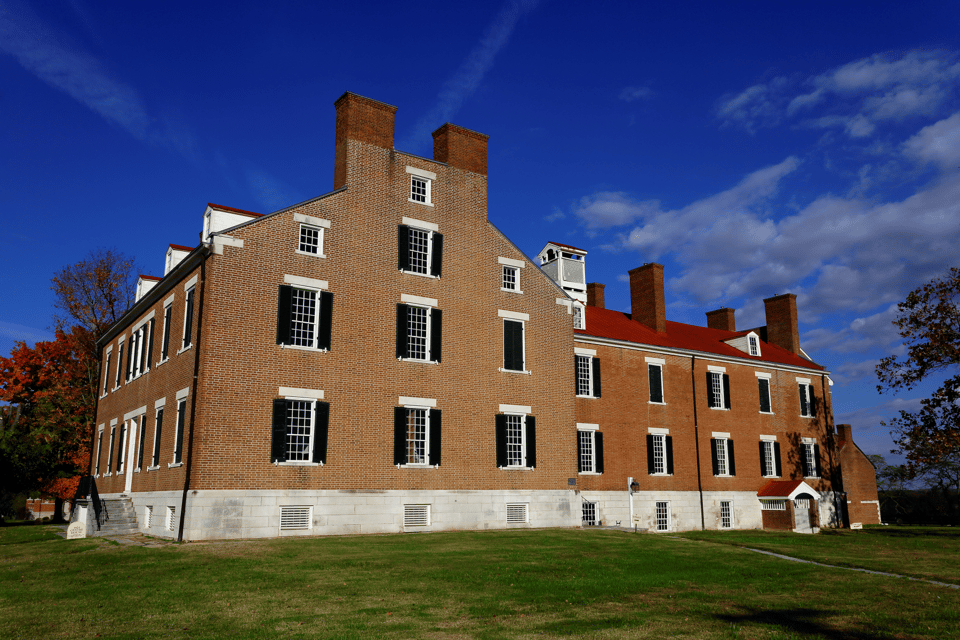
[
  {"x1": 0, "y1": 0, "x2": 194, "y2": 154},
  {"x1": 620, "y1": 86, "x2": 654, "y2": 102},
  {"x1": 904, "y1": 112, "x2": 960, "y2": 168},
  {"x1": 573, "y1": 192, "x2": 659, "y2": 230},
  {"x1": 400, "y1": 0, "x2": 542, "y2": 151},
  {"x1": 715, "y1": 78, "x2": 790, "y2": 132}
]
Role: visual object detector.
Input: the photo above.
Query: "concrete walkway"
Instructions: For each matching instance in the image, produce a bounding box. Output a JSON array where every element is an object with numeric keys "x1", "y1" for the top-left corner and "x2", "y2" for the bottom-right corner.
[{"x1": 744, "y1": 547, "x2": 959, "y2": 590}]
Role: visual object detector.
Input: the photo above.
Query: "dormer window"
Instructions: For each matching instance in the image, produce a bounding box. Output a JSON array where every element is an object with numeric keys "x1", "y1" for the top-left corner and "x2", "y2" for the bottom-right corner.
[
  {"x1": 724, "y1": 331, "x2": 762, "y2": 357},
  {"x1": 748, "y1": 335, "x2": 759, "y2": 356}
]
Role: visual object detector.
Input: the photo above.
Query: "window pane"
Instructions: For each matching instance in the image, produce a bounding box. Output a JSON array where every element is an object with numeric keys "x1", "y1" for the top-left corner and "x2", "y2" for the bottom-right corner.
[
  {"x1": 578, "y1": 430, "x2": 593, "y2": 472},
  {"x1": 290, "y1": 289, "x2": 317, "y2": 347},
  {"x1": 411, "y1": 177, "x2": 427, "y2": 203},
  {"x1": 285, "y1": 400, "x2": 312, "y2": 461},
  {"x1": 299, "y1": 225, "x2": 320, "y2": 254},
  {"x1": 502, "y1": 266, "x2": 517, "y2": 290},
  {"x1": 407, "y1": 306, "x2": 428, "y2": 360},
  {"x1": 406, "y1": 408, "x2": 427, "y2": 464},
  {"x1": 506, "y1": 415, "x2": 524, "y2": 466},
  {"x1": 653, "y1": 435, "x2": 665, "y2": 474},
  {"x1": 408, "y1": 227, "x2": 430, "y2": 274},
  {"x1": 576, "y1": 356, "x2": 591, "y2": 396}
]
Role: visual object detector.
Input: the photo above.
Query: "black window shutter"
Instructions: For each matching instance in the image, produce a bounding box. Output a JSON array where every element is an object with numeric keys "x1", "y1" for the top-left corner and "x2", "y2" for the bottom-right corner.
[
  {"x1": 646, "y1": 434, "x2": 655, "y2": 474},
  {"x1": 774, "y1": 442, "x2": 782, "y2": 476},
  {"x1": 116, "y1": 423, "x2": 125, "y2": 470},
  {"x1": 318, "y1": 291, "x2": 333, "y2": 351},
  {"x1": 430, "y1": 309, "x2": 442, "y2": 363},
  {"x1": 429, "y1": 409, "x2": 441, "y2": 466},
  {"x1": 595, "y1": 432, "x2": 604, "y2": 474},
  {"x1": 495, "y1": 415, "x2": 507, "y2": 468},
  {"x1": 276, "y1": 285, "x2": 292, "y2": 345},
  {"x1": 728, "y1": 440, "x2": 736, "y2": 476},
  {"x1": 313, "y1": 401, "x2": 329, "y2": 464},
  {"x1": 814, "y1": 444, "x2": 822, "y2": 477},
  {"x1": 139, "y1": 327, "x2": 148, "y2": 372},
  {"x1": 431, "y1": 232, "x2": 443, "y2": 277},
  {"x1": 665, "y1": 435, "x2": 674, "y2": 475},
  {"x1": 759, "y1": 378, "x2": 771, "y2": 413},
  {"x1": 706, "y1": 372, "x2": 716, "y2": 408},
  {"x1": 525, "y1": 416, "x2": 536, "y2": 469},
  {"x1": 723, "y1": 374, "x2": 731, "y2": 410},
  {"x1": 271, "y1": 399, "x2": 288, "y2": 463},
  {"x1": 397, "y1": 225, "x2": 409, "y2": 271},
  {"x1": 396, "y1": 304, "x2": 409, "y2": 359},
  {"x1": 162, "y1": 307, "x2": 171, "y2": 358},
  {"x1": 146, "y1": 319, "x2": 155, "y2": 369},
  {"x1": 503, "y1": 321, "x2": 516, "y2": 370},
  {"x1": 799, "y1": 385, "x2": 808, "y2": 416},
  {"x1": 137, "y1": 417, "x2": 146, "y2": 469},
  {"x1": 649, "y1": 365, "x2": 663, "y2": 403},
  {"x1": 183, "y1": 289, "x2": 194, "y2": 347},
  {"x1": 574, "y1": 357, "x2": 580, "y2": 395},
  {"x1": 514, "y1": 323, "x2": 525, "y2": 371},
  {"x1": 126, "y1": 339, "x2": 134, "y2": 379},
  {"x1": 592, "y1": 358, "x2": 602, "y2": 398},
  {"x1": 759, "y1": 441, "x2": 767, "y2": 475},
  {"x1": 393, "y1": 407, "x2": 407, "y2": 465},
  {"x1": 809, "y1": 387, "x2": 817, "y2": 415},
  {"x1": 153, "y1": 409, "x2": 164, "y2": 465},
  {"x1": 711, "y1": 439, "x2": 720, "y2": 475}
]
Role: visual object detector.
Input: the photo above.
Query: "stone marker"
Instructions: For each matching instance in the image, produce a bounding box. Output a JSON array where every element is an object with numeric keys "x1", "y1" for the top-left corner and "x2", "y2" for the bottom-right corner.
[
  {"x1": 850, "y1": 523, "x2": 863, "y2": 529},
  {"x1": 67, "y1": 522, "x2": 86, "y2": 539}
]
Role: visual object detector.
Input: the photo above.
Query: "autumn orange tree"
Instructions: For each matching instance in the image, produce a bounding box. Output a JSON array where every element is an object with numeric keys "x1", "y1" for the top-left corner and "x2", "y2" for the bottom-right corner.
[
  {"x1": 0, "y1": 250, "x2": 135, "y2": 515},
  {"x1": 876, "y1": 267, "x2": 960, "y2": 484}
]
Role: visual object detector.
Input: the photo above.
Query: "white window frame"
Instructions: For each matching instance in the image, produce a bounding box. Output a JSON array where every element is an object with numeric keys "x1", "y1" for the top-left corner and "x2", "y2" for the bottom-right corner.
[
  {"x1": 145, "y1": 505, "x2": 153, "y2": 529},
  {"x1": 294, "y1": 213, "x2": 330, "y2": 258},
  {"x1": 149, "y1": 398, "x2": 165, "y2": 471},
  {"x1": 114, "y1": 338, "x2": 125, "y2": 390},
  {"x1": 655, "y1": 501, "x2": 670, "y2": 532},
  {"x1": 402, "y1": 302, "x2": 434, "y2": 363},
  {"x1": 298, "y1": 224, "x2": 324, "y2": 256},
  {"x1": 577, "y1": 424, "x2": 600, "y2": 474},
  {"x1": 575, "y1": 354, "x2": 597, "y2": 398},
  {"x1": 748, "y1": 333, "x2": 761, "y2": 357},
  {"x1": 712, "y1": 434, "x2": 733, "y2": 476},
  {"x1": 169, "y1": 388, "x2": 188, "y2": 467},
  {"x1": 802, "y1": 437, "x2": 819, "y2": 478},
  {"x1": 400, "y1": 400, "x2": 434, "y2": 468},
  {"x1": 159, "y1": 295, "x2": 174, "y2": 365},
  {"x1": 406, "y1": 166, "x2": 436, "y2": 206},
  {"x1": 650, "y1": 430, "x2": 669, "y2": 476},
  {"x1": 647, "y1": 357, "x2": 665, "y2": 405},
  {"x1": 720, "y1": 500, "x2": 734, "y2": 529},
  {"x1": 756, "y1": 371, "x2": 773, "y2": 414},
  {"x1": 581, "y1": 501, "x2": 598, "y2": 526},
  {"x1": 499, "y1": 310, "x2": 529, "y2": 374},
  {"x1": 95, "y1": 424, "x2": 104, "y2": 476},
  {"x1": 572, "y1": 303, "x2": 585, "y2": 330},
  {"x1": 101, "y1": 347, "x2": 113, "y2": 397},
  {"x1": 504, "y1": 413, "x2": 528, "y2": 469},
  {"x1": 761, "y1": 437, "x2": 779, "y2": 478},
  {"x1": 761, "y1": 499, "x2": 786, "y2": 511},
  {"x1": 798, "y1": 378, "x2": 813, "y2": 418},
  {"x1": 498, "y1": 256, "x2": 524, "y2": 293},
  {"x1": 277, "y1": 387, "x2": 325, "y2": 466},
  {"x1": 708, "y1": 366, "x2": 729, "y2": 410}
]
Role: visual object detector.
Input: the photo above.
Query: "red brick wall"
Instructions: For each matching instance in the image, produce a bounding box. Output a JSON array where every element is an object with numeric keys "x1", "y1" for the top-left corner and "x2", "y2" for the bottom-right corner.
[
  {"x1": 837, "y1": 424, "x2": 881, "y2": 525},
  {"x1": 762, "y1": 506, "x2": 793, "y2": 530}
]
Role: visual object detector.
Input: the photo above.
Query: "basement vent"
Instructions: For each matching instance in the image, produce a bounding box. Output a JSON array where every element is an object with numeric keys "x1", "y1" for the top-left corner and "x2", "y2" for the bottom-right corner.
[
  {"x1": 404, "y1": 504, "x2": 430, "y2": 527},
  {"x1": 145, "y1": 505, "x2": 153, "y2": 529},
  {"x1": 165, "y1": 506, "x2": 176, "y2": 531},
  {"x1": 582, "y1": 501, "x2": 598, "y2": 526},
  {"x1": 280, "y1": 506, "x2": 312, "y2": 531},
  {"x1": 506, "y1": 503, "x2": 529, "y2": 524}
]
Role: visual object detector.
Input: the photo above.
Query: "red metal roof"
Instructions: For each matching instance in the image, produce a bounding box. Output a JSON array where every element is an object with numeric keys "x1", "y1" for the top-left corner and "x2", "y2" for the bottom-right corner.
[
  {"x1": 757, "y1": 479, "x2": 806, "y2": 498},
  {"x1": 546, "y1": 240, "x2": 587, "y2": 253},
  {"x1": 208, "y1": 203, "x2": 263, "y2": 217},
  {"x1": 138, "y1": 274, "x2": 162, "y2": 281},
  {"x1": 575, "y1": 306, "x2": 823, "y2": 371},
  {"x1": 168, "y1": 244, "x2": 196, "y2": 252}
]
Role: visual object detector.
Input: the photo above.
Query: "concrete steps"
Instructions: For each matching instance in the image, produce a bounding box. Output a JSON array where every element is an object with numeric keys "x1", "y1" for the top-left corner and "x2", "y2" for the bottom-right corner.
[{"x1": 92, "y1": 496, "x2": 140, "y2": 536}]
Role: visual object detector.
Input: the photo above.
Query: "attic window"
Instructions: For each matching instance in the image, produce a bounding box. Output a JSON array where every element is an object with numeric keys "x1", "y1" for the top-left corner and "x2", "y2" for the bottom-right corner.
[{"x1": 748, "y1": 335, "x2": 759, "y2": 356}]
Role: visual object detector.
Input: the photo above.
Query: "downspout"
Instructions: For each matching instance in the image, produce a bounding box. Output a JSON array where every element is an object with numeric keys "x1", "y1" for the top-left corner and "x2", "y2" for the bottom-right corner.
[
  {"x1": 691, "y1": 356, "x2": 706, "y2": 530},
  {"x1": 177, "y1": 252, "x2": 208, "y2": 543},
  {"x1": 627, "y1": 476, "x2": 634, "y2": 529}
]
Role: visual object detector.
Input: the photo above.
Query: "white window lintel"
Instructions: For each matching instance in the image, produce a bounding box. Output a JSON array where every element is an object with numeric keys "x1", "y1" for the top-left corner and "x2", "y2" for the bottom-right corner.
[
  {"x1": 498, "y1": 256, "x2": 526, "y2": 268},
  {"x1": 499, "y1": 404, "x2": 531, "y2": 414},
  {"x1": 648, "y1": 427, "x2": 669, "y2": 435},
  {"x1": 712, "y1": 432, "x2": 731, "y2": 439},
  {"x1": 284, "y1": 274, "x2": 328, "y2": 290},
  {"x1": 760, "y1": 434, "x2": 777, "y2": 441},
  {"x1": 399, "y1": 396, "x2": 437, "y2": 408},
  {"x1": 755, "y1": 371, "x2": 772, "y2": 379},
  {"x1": 401, "y1": 294, "x2": 438, "y2": 307},
  {"x1": 279, "y1": 387, "x2": 324, "y2": 400},
  {"x1": 155, "y1": 397, "x2": 166, "y2": 409},
  {"x1": 176, "y1": 387, "x2": 190, "y2": 401},
  {"x1": 645, "y1": 357, "x2": 665, "y2": 365},
  {"x1": 405, "y1": 166, "x2": 437, "y2": 181},
  {"x1": 574, "y1": 347, "x2": 597, "y2": 356},
  {"x1": 401, "y1": 216, "x2": 438, "y2": 232},
  {"x1": 796, "y1": 377, "x2": 812, "y2": 384},
  {"x1": 293, "y1": 213, "x2": 331, "y2": 228},
  {"x1": 123, "y1": 406, "x2": 148, "y2": 421},
  {"x1": 576, "y1": 423, "x2": 599, "y2": 431},
  {"x1": 707, "y1": 365, "x2": 726, "y2": 373},
  {"x1": 184, "y1": 275, "x2": 198, "y2": 291},
  {"x1": 498, "y1": 309, "x2": 530, "y2": 321}
]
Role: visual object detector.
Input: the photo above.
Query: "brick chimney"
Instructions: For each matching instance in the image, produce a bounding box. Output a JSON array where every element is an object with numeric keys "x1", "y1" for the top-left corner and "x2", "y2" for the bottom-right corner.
[
  {"x1": 706, "y1": 307, "x2": 736, "y2": 331},
  {"x1": 587, "y1": 282, "x2": 605, "y2": 309},
  {"x1": 432, "y1": 124, "x2": 489, "y2": 175},
  {"x1": 764, "y1": 293, "x2": 800, "y2": 354},
  {"x1": 836, "y1": 424, "x2": 852, "y2": 448},
  {"x1": 629, "y1": 263, "x2": 666, "y2": 333},
  {"x1": 334, "y1": 92, "x2": 397, "y2": 190}
]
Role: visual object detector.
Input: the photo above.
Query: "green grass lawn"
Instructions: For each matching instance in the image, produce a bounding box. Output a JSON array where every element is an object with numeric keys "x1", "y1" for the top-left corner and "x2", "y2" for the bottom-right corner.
[
  {"x1": 678, "y1": 525, "x2": 960, "y2": 585},
  {"x1": 2, "y1": 525, "x2": 958, "y2": 639}
]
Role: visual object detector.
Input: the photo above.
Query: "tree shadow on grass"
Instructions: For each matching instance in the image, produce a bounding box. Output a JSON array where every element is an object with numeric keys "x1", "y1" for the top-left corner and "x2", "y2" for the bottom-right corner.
[{"x1": 715, "y1": 607, "x2": 894, "y2": 640}]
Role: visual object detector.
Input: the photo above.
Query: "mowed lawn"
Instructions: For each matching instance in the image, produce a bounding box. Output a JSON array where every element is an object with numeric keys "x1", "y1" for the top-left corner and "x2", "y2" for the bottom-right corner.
[{"x1": 1, "y1": 525, "x2": 958, "y2": 639}]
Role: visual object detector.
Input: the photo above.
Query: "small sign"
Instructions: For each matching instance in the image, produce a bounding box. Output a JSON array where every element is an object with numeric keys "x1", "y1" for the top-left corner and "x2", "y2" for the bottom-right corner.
[
  {"x1": 850, "y1": 522, "x2": 863, "y2": 530},
  {"x1": 67, "y1": 522, "x2": 86, "y2": 539},
  {"x1": 568, "y1": 478, "x2": 576, "y2": 486}
]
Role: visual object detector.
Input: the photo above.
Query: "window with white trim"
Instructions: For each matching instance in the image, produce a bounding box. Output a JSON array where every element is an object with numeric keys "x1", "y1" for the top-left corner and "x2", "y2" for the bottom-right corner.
[
  {"x1": 655, "y1": 501, "x2": 670, "y2": 531},
  {"x1": 720, "y1": 501, "x2": 733, "y2": 529},
  {"x1": 95, "y1": 425, "x2": 104, "y2": 475},
  {"x1": 398, "y1": 223, "x2": 443, "y2": 276},
  {"x1": 802, "y1": 438, "x2": 820, "y2": 478},
  {"x1": 573, "y1": 304, "x2": 585, "y2": 330},
  {"x1": 502, "y1": 265, "x2": 519, "y2": 291},
  {"x1": 101, "y1": 348, "x2": 112, "y2": 396},
  {"x1": 396, "y1": 303, "x2": 441, "y2": 363},
  {"x1": 129, "y1": 317, "x2": 154, "y2": 380},
  {"x1": 115, "y1": 420, "x2": 127, "y2": 474},
  {"x1": 272, "y1": 395, "x2": 329, "y2": 465},
  {"x1": 711, "y1": 436, "x2": 736, "y2": 477},
  {"x1": 496, "y1": 412, "x2": 535, "y2": 469},
  {"x1": 648, "y1": 360, "x2": 664, "y2": 404},
  {"x1": 106, "y1": 423, "x2": 116, "y2": 475},
  {"x1": 160, "y1": 302, "x2": 172, "y2": 361},
  {"x1": 798, "y1": 381, "x2": 814, "y2": 417},
  {"x1": 582, "y1": 501, "x2": 598, "y2": 526},
  {"x1": 748, "y1": 335, "x2": 760, "y2": 356},
  {"x1": 707, "y1": 369, "x2": 730, "y2": 410},
  {"x1": 410, "y1": 175, "x2": 431, "y2": 204},
  {"x1": 299, "y1": 224, "x2": 323, "y2": 255},
  {"x1": 760, "y1": 439, "x2": 781, "y2": 477},
  {"x1": 393, "y1": 405, "x2": 440, "y2": 467},
  {"x1": 647, "y1": 432, "x2": 673, "y2": 475},
  {"x1": 135, "y1": 414, "x2": 147, "y2": 471},
  {"x1": 758, "y1": 376, "x2": 772, "y2": 413},
  {"x1": 182, "y1": 286, "x2": 195, "y2": 350},
  {"x1": 577, "y1": 427, "x2": 604, "y2": 474},
  {"x1": 172, "y1": 398, "x2": 186, "y2": 465},
  {"x1": 575, "y1": 355, "x2": 601, "y2": 398},
  {"x1": 151, "y1": 406, "x2": 164, "y2": 468},
  {"x1": 277, "y1": 284, "x2": 333, "y2": 351}
]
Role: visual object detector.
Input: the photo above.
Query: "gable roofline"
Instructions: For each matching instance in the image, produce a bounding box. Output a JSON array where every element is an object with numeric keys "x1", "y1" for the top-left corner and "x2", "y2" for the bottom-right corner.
[
  {"x1": 757, "y1": 479, "x2": 821, "y2": 500},
  {"x1": 207, "y1": 203, "x2": 263, "y2": 218}
]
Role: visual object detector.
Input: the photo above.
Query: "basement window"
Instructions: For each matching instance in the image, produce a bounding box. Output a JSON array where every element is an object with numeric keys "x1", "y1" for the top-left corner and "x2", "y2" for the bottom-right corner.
[
  {"x1": 280, "y1": 506, "x2": 312, "y2": 531},
  {"x1": 404, "y1": 504, "x2": 431, "y2": 527}
]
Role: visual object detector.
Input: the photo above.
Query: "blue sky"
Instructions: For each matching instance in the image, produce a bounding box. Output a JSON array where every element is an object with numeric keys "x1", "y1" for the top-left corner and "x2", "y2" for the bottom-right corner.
[{"x1": 2, "y1": 0, "x2": 959, "y2": 462}]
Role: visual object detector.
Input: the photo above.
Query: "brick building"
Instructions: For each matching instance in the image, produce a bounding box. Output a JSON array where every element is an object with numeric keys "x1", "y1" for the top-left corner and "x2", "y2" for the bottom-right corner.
[{"x1": 79, "y1": 92, "x2": 878, "y2": 540}]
